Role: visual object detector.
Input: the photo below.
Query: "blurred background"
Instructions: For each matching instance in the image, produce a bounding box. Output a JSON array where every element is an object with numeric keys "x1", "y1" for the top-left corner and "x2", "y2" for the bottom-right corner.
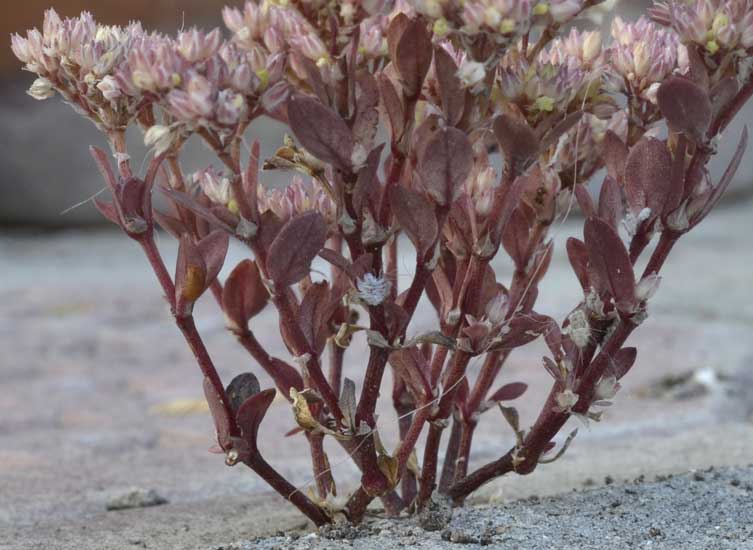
[
  {"x1": 1, "y1": 0, "x2": 752, "y2": 226},
  {"x1": 1, "y1": 2, "x2": 752, "y2": 549}
]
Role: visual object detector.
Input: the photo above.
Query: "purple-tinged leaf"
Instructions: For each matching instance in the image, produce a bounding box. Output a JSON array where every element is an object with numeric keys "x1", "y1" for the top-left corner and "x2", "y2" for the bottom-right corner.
[
  {"x1": 566, "y1": 237, "x2": 590, "y2": 292},
  {"x1": 606, "y1": 347, "x2": 638, "y2": 380},
  {"x1": 683, "y1": 45, "x2": 709, "y2": 91},
  {"x1": 602, "y1": 131, "x2": 628, "y2": 181},
  {"x1": 489, "y1": 382, "x2": 528, "y2": 402},
  {"x1": 89, "y1": 146, "x2": 119, "y2": 194},
  {"x1": 226, "y1": 372, "x2": 261, "y2": 413},
  {"x1": 236, "y1": 388, "x2": 276, "y2": 451},
  {"x1": 584, "y1": 217, "x2": 635, "y2": 310},
  {"x1": 378, "y1": 74, "x2": 404, "y2": 140},
  {"x1": 502, "y1": 207, "x2": 531, "y2": 270},
  {"x1": 691, "y1": 126, "x2": 748, "y2": 227},
  {"x1": 390, "y1": 185, "x2": 438, "y2": 257},
  {"x1": 296, "y1": 53, "x2": 330, "y2": 105},
  {"x1": 352, "y1": 144, "x2": 384, "y2": 216},
  {"x1": 538, "y1": 112, "x2": 583, "y2": 152},
  {"x1": 434, "y1": 46, "x2": 465, "y2": 126},
  {"x1": 492, "y1": 314, "x2": 550, "y2": 351},
  {"x1": 222, "y1": 260, "x2": 269, "y2": 331},
  {"x1": 197, "y1": 230, "x2": 229, "y2": 289},
  {"x1": 203, "y1": 377, "x2": 233, "y2": 451},
  {"x1": 623, "y1": 137, "x2": 672, "y2": 217},
  {"x1": 418, "y1": 127, "x2": 474, "y2": 205},
  {"x1": 710, "y1": 77, "x2": 739, "y2": 119},
  {"x1": 318, "y1": 249, "x2": 373, "y2": 283},
  {"x1": 493, "y1": 113, "x2": 539, "y2": 171},
  {"x1": 94, "y1": 199, "x2": 120, "y2": 226},
  {"x1": 267, "y1": 357, "x2": 304, "y2": 394},
  {"x1": 352, "y1": 72, "x2": 380, "y2": 149},
  {"x1": 161, "y1": 187, "x2": 235, "y2": 233},
  {"x1": 257, "y1": 210, "x2": 284, "y2": 252},
  {"x1": 574, "y1": 184, "x2": 595, "y2": 218},
  {"x1": 267, "y1": 212, "x2": 328, "y2": 288},
  {"x1": 298, "y1": 281, "x2": 333, "y2": 354},
  {"x1": 598, "y1": 176, "x2": 624, "y2": 231},
  {"x1": 287, "y1": 95, "x2": 354, "y2": 170},
  {"x1": 663, "y1": 135, "x2": 688, "y2": 218},
  {"x1": 153, "y1": 209, "x2": 187, "y2": 239},
  {"x1": 390, "y1": 16, "x2": 432, "y2": 97},
  {"x1": 657, "y1": 77, "x2": 712, "y2": 141}
]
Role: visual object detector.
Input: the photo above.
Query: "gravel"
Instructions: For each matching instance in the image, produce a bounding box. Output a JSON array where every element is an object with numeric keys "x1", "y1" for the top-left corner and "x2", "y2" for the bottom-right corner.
[{"x1": 217, "y1": 466, "x2": 753, "y2": 550}]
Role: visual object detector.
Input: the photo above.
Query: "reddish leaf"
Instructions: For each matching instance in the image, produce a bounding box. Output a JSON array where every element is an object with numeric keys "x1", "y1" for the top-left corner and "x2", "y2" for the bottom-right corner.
[
  {"x1": 352, "y1": 72, "x2": 380, "y2": 148},
  {"x1": 574, "y1": 184, "x2": 595, "y2": 218},
  {"x1": 606, "y1": 347, "x2": 638, "y2": 380},
  {"x1": 268, "y1": 357, "x2": 304, "y2": 394},
  {"x1": 657, "y1": 76, "x2": 712, "y2": 141},
  {"x1": 222, "y1": 260, "x2": 269, "y2": 331},
  {"x1": 598, "y1": 176, "x2": 624, "y2": 231},
  {"x1": 94, "y1": 198, "x2": 120, "y2": 226},
  {"x1": 434, "y1": 46, "x2": 465, "y2": 126},
  {"x1": 489, "y1": 382, "x2": 528, "y2": 402},
  {"x1": 539, "y1": 112, "x2": 583, "y2": 152},
  {"x1": 493, "y1": 113, "x2": 539, "y2": 171},
  {"x1": 352, "y1": 144, "x2": 384, "y2": 215},
  {"x1": 318, "y1": 249, "x2": 372, "y2": 283},
  {"x1": 584, "y1": 217, "x2": 635, "y2": 310},
  {"x1": 298, "y1": 281, "x2": 333, "y2": 354},
  {"x1": 161, "y1": 187, "x2": 235, "y2": 233},
  {"x1": 378, "y1": 74, "x2": 404, "y2": 140},
  {"x1": 203, "y1": 377, "x2": 233, "y2": 451},
  {"x1": 389, "y1": 347, "x2": 432, "y2": 402},
  {"x1": 197, "y1": 230, "x2": 229, "y2": 289},
  {"x1": 623, "y1": 137, "x2": 672, "y2": 217},
  {"x1": 391, "y1": 16, "x2": 432, "y2": 97},
  {"x1": 566, "y1": 237, "x2": 590, "y2": 291},
  {"x1": 663, "y1": 135, "x2": 688, "y2": 218},
  {"x1": 287, "y1": 95, "x2": 354, "y2": 169},
  {"x1": 710, "y1": 77, "x2": 739, "y2": 119},
  {"x1": 602, "y1": 131, "x2": 628, "y2": 181},
  {"x1": 493, "y1": 314, "x2": 550, "y2": 350},
  {"x1": 267, "y1": 212, "x2": 328, "y2": 288},
  {"x1": 418, "y1": 127, "x2": 474, "y2": 205},
  {"x1": 236, "y1": 388, "x2": 276, "y2": 450},
  {"x1": 390, "y1": 185, "x2": 438, "y2": 257},
  {"x1": 153, "y1": 209, "x2": 187, "y2": 239},
  {"x1": 502, "y1": 207, "x2": 531, "y2": 270}
]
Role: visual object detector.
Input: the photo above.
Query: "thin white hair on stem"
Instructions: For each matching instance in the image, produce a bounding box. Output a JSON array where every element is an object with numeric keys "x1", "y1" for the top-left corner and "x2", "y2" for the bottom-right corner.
[{"x1": 59, "y1": 187, "x2": 106, "y2": 215}]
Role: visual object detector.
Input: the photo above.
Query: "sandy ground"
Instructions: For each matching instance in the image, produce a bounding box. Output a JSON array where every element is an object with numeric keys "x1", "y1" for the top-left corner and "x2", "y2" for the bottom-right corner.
[{"x1": 1, "y1": 197, "x2": 752, "y2": 549}]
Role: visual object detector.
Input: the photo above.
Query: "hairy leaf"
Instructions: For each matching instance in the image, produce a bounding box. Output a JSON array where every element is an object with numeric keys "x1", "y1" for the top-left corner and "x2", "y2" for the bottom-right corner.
[
  {"x1": 566, "y1": 237, "x2": 590, "y2": 291},
  {"x1": 434, "y1": 46, "x2": 465, "y2": 126},
  {"x1": 391, "y1": 16, "x2": 432, "y2": 97},
  {"x1": 602, "y1": 131, "x2": 628, "y2": 182},
  {"x1": 493, "y1": 113, "x2": 539, "y2": 171},
  {"x1": 222, "y1": 260, "x2": 269, "y2": 331},
  {"x1": 623, "y1": 137, "x2": 672, "y2": 217}
]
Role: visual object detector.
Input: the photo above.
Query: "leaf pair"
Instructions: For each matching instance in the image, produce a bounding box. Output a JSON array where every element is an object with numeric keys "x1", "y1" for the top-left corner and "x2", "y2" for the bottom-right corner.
[
  {"x1": 387, "y1": 14, "x2": 432, "y2": 98},
  {"x1": 417, "y1": 127, "x2": 474, "y2": 206}
]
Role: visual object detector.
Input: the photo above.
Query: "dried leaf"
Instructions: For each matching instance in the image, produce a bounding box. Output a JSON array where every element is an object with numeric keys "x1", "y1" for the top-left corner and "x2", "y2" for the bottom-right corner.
[
  {"x1": 657, "y1": 76, "x2": 712, "y2": 141},
  {"x1": 377, "y1": 453, "x2": 400, "y2": 490},
  {"x1": 339, "y1": 378, "x2": 357, "y2": 432},
  {"x1": 267, "y1": 212, "x2": 328, "y2": 288},
  {"x1": 584, "y1": 217, "x2": 635, "y2": 310},
  {"x1": 389, "y1": 185, "x2": 438, "y2": 257},
  {"x1": 287, "y1": 95, "x2": 354, "y2": 170},
  {"x1": 418, "y1": 127, "x2": 473, "y2": 205},
  {"x1": 175, "y1": 235, "x2": 206, "y2": 313}
]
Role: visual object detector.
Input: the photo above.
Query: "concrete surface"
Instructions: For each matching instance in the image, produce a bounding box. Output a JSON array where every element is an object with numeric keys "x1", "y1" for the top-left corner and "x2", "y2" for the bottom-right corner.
[{"x1": 0, "y1": 196, "x2": 752, "y2": 549}]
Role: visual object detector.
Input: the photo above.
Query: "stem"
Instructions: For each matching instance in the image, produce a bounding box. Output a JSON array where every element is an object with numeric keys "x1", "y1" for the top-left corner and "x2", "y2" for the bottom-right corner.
[
  {"x1": 438, "y1": 416, "x2": 462, "y2": 493},
  {"x1": 416, "y1": 423, "x2": 443, "y2": 508},
  {"x1": 307, "y1": 433, "x2": 336, "y2": 499},
  {"x1": 245, "y1": 454, "x2": 330, "y2": 526}
]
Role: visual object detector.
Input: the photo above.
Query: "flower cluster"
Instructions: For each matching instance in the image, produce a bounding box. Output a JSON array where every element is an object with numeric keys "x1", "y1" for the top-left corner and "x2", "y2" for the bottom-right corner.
[
  {"x1": 607, "y1": 16, "x2": 682, "y2": 103},
  {"x1": 650, "y1": 0, "x2": 753, "y2": 54}
]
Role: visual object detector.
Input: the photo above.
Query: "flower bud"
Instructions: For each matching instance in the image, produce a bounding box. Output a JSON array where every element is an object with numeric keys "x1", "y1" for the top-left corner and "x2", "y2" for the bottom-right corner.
[{"x1": 27, "y1": 77, "x2": 55, "y2": 100}]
